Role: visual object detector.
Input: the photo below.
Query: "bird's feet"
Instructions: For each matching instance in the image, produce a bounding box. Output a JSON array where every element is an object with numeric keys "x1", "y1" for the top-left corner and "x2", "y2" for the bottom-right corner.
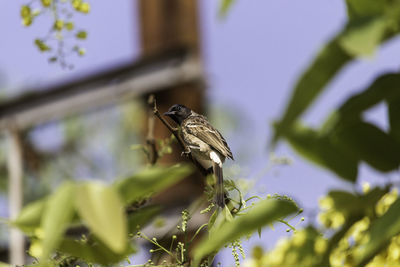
[{"x1": 181, "y1": 148, "x2": 191, "y2": 157}]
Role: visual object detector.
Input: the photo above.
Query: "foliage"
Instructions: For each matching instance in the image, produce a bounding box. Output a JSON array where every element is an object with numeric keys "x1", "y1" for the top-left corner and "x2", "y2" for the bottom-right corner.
[
  {"x1": 20, "y1": 0, "x2": 90, "y2": 68},
  {"x1": 262, "y1": 0, "x2": 400, "y2": 266},
  {"x1": 10, "y1": 165, "x2": 194, "y2": 265},
  {"x1": 272, "y1": 0, "x2": 400, "y2": 181},
  {"x1": 7, "y1": 150, "x2": 299, "y2": 266},
  {"x1": 243, "y1": 186, "x2": 400, "y2": 267}
]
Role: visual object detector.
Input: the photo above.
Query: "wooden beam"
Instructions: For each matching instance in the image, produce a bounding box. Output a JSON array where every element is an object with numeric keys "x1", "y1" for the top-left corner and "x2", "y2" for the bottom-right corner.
[
  {"x1": 0, "y1": 49, "x2": 203, "y2": 131},
  {"x1": 6, "y1": 126, "x2": 25, "y2": 265}
]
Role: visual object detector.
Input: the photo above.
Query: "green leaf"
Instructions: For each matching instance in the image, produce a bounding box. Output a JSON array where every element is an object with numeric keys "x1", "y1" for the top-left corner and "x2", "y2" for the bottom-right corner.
[
  {"x1": 58, "y1": 237, "x2": 136, "y2": 265},
  {"x1": 273, "y1": 39, "x2": 351, "y2": 143},
  {"x1": 338, "y1": 16, "x2": 387, "y2": 57},
  {"x1": 338, "y1": 73, "x2": 400, "y2": 119},
  {"x1": 75, "y1": 182, "x2": 128, "y2": 254},
  {"x1": 12, "y1": 198, "x2": 47, "y2": 233},
  {"x1": 328, "y1": 187, "x2": 387, "y2": 216},
  {"x1": 354, "y1": 197, "x2": 400, "y2": 266},
  {"x1": 127, "y1": 206, "x2": 160, "y2": 234},
  {"x1": 192, "y1": 198, "x2": 298, "y2": 265},
  {"x1": 40, "y1": 182, "x2": 75, "y2": 261},
  {"x1": 114, "y1": 165, "x2": 192, "y2": 204},
  {"x1": 345, "y1": 0, "x2": 385, "y2": 19},
  {"x1": 219, "y1": 0, "x2": 235, "y2": 17},
  {"x1": 281, "y1": 123, "x2": 358, "y2": 182},
  {"x1": 335, "y1": 120, "x2": 400, "y2": 172},
  {"x1": 387, "y1": 96, "x2": 400, "y2": 143},
  {"x1": 76, "y1": 30, "x2": 87, "y2": 39}
]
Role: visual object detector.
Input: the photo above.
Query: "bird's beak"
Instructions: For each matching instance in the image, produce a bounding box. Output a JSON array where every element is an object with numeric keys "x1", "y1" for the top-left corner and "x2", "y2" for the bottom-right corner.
[{"x1": 164, "y1": 111, "x2": 176, "y2": 116}]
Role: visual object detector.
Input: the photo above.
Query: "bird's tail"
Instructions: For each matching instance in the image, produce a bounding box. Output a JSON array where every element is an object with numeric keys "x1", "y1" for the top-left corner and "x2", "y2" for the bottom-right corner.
[{"x1": 213, "y1": 162, "x2": 224, "y2": 207}]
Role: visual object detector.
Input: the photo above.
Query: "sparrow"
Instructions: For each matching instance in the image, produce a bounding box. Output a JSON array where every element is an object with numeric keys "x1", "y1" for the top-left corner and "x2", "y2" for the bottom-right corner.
[{"x1": 164, "y1": 104, "x2": 234, "y2": 207}]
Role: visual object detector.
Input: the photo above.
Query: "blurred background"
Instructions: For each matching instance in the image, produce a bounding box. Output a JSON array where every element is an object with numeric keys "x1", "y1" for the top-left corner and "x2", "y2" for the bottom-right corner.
[{"x1": 1, "y1": 0, "x2": 400, "y2": 265}]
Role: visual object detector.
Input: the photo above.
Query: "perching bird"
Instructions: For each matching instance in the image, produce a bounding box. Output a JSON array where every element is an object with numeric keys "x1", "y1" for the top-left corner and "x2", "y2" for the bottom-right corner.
[{"x1": 164, "y1": 104, "x2": 234, "y2": 207}]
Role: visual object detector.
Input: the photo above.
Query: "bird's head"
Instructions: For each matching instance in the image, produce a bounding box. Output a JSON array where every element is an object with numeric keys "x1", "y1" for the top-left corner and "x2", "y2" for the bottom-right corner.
[{"x1": 164, "y1": 104, "x2": 192, "y2": 124}]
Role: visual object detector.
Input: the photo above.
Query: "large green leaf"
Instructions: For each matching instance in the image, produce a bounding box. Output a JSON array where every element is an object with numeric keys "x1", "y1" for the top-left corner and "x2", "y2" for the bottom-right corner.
[
  {"x1": 345, "y1": 0, "x2": 385, "y2": 19},
  {"x1": 273, "y1": 39, "x2": 351, "y2": 143},
  {"x1": 338, "y1": 73, "x2": 400, "y2": 119},
  {"x1": 11, "y1": 198, "x2": 47, "y2": 234},
  {"x1": 40, "y1": 183, "x2": 75, "y2": 261},
  {"x1": 338, "y1": 16, "x2": 387, "y2": 57},
  {"x1": 354, "y1": 197, "x2": 400, "y2": 266},
  {"x1": 335, "y1": 120, "x2": 400, "y2": 172},
  {"x1": 328, "y1": 187, "x2": 387, "y2": 216},
  {"x1": 281, "y1": 123, "x2": 358, "y2": 182},
  {"x1": 192, "y1": 199, "x2": 298, "y2": 265},
  {"x1": 387, "y1": 96, "x2": 400, "y2": 143},
  {"x1": 114, "y1": 164, "x2": 192, "y2": 204},
  {"x1": 127, "y1": 205, "x2": 160, "y2": 234},
  {"x1": 58, "y1": 237, "x2": 136, "y2": 265},
  {"x1": 75, "y1": 182, "x2": 128, "y2": 254}
]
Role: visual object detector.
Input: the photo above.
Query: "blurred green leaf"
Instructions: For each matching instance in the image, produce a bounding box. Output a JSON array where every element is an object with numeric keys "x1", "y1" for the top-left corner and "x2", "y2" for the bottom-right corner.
[
  {"x1": 273, "y1": 39, "x2": 351, "y2": 143},
  {"x1": 281, "y1": 123, "x2": 358, "y2": 181},
  {"x1": 335, "y1": 120, "x2": 400, "y2": 172},
  {"x1": 127, "y1": 206, "x2": 160, "y2": 234},
  {"x1": 337, "y1": 73, "x2": 400, "y2": 119},
  {"x1": 12, "y1": 198, "x2": 47, "y2": 233},
  {"x1": 58, "y1": 237, "x2": 136, "y2": 265},
  {"x1": 354, "y1": 197, "x2": 400, "y2": 266},
  {"x1": 192, "y1": 198, "x2": 298, "y2": 265},
  {"x1": 219, "y1": 0, "x2": 235, "y2": 17},
  {"x1": 114, "y1": 165, "x2": 192, "y2": 205},
  {"x1": 40, "y1": 182, "x2": 75, "y2": 261},
  {"x1": 345, "y1": 0, "x2": 385, "y2": 19},
  {"x1": 338, "y1": 16, "x2": 386, "y2": 56},
  {"x1": 328, "y1": 187, "x2": 387, "y2": 216},
  {"x1": 387, "y1": 96, "x2": 400, "y2": 143},
  {"x1": 75, "y1": 182, "x2": 128, "y2": 254},
  {"x1": 0, "y1": 262, "x2": 12, "y2": 267}
]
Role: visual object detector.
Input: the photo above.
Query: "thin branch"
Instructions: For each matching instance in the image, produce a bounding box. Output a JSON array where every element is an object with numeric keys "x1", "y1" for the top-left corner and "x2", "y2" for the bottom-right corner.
[
  {"x1": 148, "y1": 95, "x2": 209, "y2": 175},
  {"x1": 146, "y1": 95, "x2": 158, "y2": 164}
]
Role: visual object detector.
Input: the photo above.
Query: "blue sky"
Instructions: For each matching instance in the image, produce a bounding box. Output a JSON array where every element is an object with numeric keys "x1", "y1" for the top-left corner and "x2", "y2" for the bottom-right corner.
[{"x1": 1, "y1": 0, "x2": 400, "y2": 265}]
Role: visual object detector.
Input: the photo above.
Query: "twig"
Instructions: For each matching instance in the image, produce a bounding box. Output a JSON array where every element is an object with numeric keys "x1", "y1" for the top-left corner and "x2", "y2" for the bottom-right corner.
[
  {"x1": 146, "y1": 96, "x2": 158, "y2": 164},
  {"x1": 147, "y1": 95, "x2": 208, "y2": 175}
]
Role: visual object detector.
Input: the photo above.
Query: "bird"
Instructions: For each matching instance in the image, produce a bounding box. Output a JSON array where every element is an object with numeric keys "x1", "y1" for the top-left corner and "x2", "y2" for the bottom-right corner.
[{"x1": 164, "y1": 104, "x2": 234, "y2": 207}]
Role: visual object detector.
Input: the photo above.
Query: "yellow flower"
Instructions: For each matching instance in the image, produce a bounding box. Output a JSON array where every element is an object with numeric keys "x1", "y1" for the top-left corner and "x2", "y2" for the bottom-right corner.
[
  {"x1": 314, "y1": 237, "x2": 327, "y2": 254},
  {"x1": 376, "y1": 189, "x2": 398, "y2": 216}
]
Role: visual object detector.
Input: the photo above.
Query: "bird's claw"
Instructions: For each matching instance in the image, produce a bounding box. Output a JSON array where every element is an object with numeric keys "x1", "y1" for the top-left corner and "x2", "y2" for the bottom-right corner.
[{"x1": 181, "y1": 149, "x2": 191, "y2": 157}]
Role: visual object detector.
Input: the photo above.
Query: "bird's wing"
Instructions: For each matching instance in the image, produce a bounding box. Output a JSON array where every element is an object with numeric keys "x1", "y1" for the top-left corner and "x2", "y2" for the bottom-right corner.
[{"x1": 184, "y1": 115, "x2": 234, "y2": 160}]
